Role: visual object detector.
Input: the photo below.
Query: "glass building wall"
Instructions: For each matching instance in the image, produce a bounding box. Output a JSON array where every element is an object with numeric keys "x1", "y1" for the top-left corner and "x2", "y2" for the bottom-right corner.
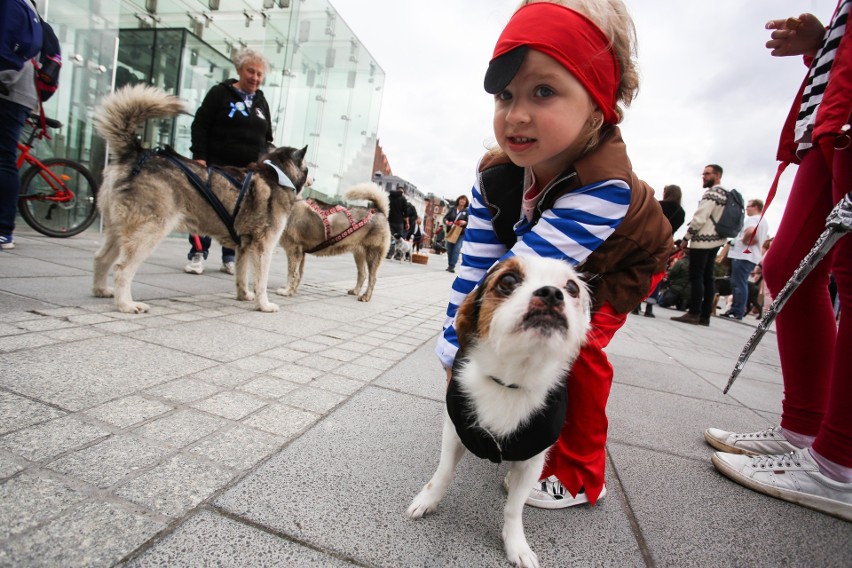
[{"x1": 34, "y1": 0, "x2": 384, "y2": 204}]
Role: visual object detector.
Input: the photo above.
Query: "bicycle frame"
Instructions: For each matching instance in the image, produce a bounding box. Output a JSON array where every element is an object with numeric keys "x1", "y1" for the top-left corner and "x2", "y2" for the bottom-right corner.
[{"x1": 16, "y1": 139, "x2": 75, "y2": 204}]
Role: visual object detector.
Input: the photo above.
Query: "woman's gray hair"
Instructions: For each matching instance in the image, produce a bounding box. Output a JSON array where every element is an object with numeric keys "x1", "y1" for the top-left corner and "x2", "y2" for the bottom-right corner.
[{"x1": 233, "y1": 48, "x2": 269, "y2": 73}]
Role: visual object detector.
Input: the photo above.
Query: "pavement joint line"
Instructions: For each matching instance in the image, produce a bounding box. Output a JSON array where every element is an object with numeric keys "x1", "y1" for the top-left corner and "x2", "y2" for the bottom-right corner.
[{"x1": 606, "y1": 450, "x2": 656, "y2": 568}]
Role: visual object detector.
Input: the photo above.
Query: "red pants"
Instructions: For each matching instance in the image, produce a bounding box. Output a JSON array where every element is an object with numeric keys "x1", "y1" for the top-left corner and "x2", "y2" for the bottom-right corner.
[
  {"x1": 762, "y1": 145, "x2": 852, "y2": 467},
  {"x1": 541, "y1": 302, "x2": 626, "y2": 504}
]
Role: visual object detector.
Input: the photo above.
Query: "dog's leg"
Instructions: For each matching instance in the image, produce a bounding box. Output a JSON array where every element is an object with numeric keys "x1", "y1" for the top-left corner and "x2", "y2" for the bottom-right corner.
[
  {"x1": 276, "y1": 246, "x2": 302, "y2": 297},
  {"x1": 348, "y1": 249, "x2": 366, "y2": 297},
  {"x1": 406, "y1": 414, "x2": 466, "y2": 519},
  {"x1": 93, "y1": 230, "x2": 120, "y2": 298},
  {"x1": 235, "y1": 247, "x2": 254, "y2": 302},
  {"x1": 503, "y1": 452, "x2": 547, "y2": 568},
  {"x1": 360, "y1": 247, "x2": 383, "y2": 302},
  {"x1": 250, "y1": 238, "x2": 279, "y2": 312},
  {"x1": 111, "y1": 227, "x2": 167, "y2": 313}
]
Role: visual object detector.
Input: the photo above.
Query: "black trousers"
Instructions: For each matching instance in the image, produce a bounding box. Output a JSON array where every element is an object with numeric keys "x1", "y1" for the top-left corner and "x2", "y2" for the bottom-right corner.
[{"x1": 687, "y1": 247, "x2": 721, "y2": 318}]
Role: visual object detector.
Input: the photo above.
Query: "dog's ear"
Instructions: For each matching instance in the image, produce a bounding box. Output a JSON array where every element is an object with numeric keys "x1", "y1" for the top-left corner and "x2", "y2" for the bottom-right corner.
[
  {"x1": 454, "y1": 290, "x2": 478, "y2": 351},
  {"x1": 454, "y1": 264, "x2": 500, "y2": 350},
  {"x1": 293, "y1": 145, "x2": 308, "y2": 162}
]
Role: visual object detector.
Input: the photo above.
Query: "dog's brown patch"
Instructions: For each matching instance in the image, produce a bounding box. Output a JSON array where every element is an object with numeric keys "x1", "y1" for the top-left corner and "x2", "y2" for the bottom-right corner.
[{"x1": 455, "y1": 257, "x2": 528, "y2": 349}]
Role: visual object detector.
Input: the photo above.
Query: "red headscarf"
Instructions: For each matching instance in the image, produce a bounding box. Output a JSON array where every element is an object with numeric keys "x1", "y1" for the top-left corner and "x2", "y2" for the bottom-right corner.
[{"x1": 487, "y1": 3, "x2": 621, "y2": 125}]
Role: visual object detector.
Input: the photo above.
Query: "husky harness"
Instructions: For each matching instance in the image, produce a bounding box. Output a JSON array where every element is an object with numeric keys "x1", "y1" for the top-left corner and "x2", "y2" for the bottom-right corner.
[
  {"x1": 130, "y1": 147, "x2": 257, "y2": 246},
  {"x1": 305, "y1": 199, "x2": 376, "y2": 254}
]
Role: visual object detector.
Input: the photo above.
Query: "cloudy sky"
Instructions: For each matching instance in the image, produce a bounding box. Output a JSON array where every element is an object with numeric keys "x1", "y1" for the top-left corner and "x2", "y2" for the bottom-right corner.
[{"x1": 330, "y1": 0, "x2": 836, "y2": 237}]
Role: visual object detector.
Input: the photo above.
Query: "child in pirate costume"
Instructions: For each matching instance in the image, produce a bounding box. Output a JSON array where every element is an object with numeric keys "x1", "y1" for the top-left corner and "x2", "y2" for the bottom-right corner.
[{"x1": 436, "y1": 0, "x2": 672, "y2": 508}]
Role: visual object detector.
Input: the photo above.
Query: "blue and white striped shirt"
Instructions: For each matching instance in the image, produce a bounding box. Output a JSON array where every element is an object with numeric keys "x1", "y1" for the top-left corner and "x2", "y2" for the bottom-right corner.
[{"x1": 435, "y1": 167, "x2": 631, "y2": 368}]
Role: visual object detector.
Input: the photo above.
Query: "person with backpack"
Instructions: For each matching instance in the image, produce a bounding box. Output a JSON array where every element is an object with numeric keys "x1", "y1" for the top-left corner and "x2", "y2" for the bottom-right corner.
[
  {"x1": 0, "y1": 0, "x2": 42, "y2": 250},
  {"x1": 671, "y1": 164, "x2": 730, "y2": 326}
]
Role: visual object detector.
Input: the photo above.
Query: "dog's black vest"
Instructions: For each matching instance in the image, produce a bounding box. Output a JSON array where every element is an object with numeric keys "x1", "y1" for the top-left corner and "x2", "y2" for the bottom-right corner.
[{"x1": 446, "y1": 354, "x2": 567, "y2": 464}]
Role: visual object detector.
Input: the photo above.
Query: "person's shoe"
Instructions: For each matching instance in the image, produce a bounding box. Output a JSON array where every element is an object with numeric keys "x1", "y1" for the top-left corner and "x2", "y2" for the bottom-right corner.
[
  {"x1": 699, "y1": 317, "x2": 710, "y2": 326},
  {"x1": 644, "y1": 305, "x2": 655, "y2": 318},
  {"x1": 711, "y1": 449, "x2": 852, "y2": 522},
  {"x1": 671, "y1": 312, "x2": 700, "y2": 325},
  {"x1": 723, "y1": 312, "x2": 743, "y2": 320},
  {"x1": 220, "y1": 261, "x2": 235, "y2": 275},
  {"x1": 184, "y1": 253, "x2": 205, "y2": 274},
  {"x1": 0, "y1": 235, "x2": 14, "y2": 250},
  {"x1": 704, "y1": 425, "x2": 799, "y2": 455},
  {"x1": 631, "y1": 305, "x2": 641, "y2": 315},
  {"x1": 504, "y1": 474, "x2": 606, "y2": 509},
  {"x1": 446, "y1": 267, "x2": 455, "y2": 273}
]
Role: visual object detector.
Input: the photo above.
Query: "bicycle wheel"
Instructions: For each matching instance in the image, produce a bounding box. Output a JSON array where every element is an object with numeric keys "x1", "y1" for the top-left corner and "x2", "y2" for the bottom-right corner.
[{"x1": 18, "y1": 158, "x2": 98, "y2": 238}]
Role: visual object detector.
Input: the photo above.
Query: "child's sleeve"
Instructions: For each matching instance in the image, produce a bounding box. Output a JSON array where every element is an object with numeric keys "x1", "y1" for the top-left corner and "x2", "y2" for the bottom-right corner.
[
  {"x1": 435, "y1": 181, "x2": 508, "y2": 369},
  {"x1": 510, "y1": 179, "x2": 630, "y2": 266}
]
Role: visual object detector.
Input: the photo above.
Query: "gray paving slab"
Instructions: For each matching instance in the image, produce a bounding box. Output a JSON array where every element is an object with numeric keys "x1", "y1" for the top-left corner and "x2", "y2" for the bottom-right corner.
[
  {"x1": 215, "y1": 387, "x2": 644, "y2": 568},
  {"x1": 1, "y1": 227, "x2": 848, "y2": 567},
  {"x1": 127, "y1": 510, "x2": 356, "y2": 567},
  {"x1": 609, "y1": 442, "x2": 850, "y2": 566},
  {"x1": 0, "y1": 335, "x2": 214, "y2": 411}
]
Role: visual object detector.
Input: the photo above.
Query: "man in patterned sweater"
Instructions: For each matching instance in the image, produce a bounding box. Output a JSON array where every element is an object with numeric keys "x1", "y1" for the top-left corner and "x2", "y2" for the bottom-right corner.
[{"x1": 671, "y1": 164, "x2": 728, "y2": 326}]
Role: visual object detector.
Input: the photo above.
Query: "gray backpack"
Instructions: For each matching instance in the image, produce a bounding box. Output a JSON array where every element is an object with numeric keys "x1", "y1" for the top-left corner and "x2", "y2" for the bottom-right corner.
[{"x1": 712, "y1": 188, "x2": 745, "y2": 238}]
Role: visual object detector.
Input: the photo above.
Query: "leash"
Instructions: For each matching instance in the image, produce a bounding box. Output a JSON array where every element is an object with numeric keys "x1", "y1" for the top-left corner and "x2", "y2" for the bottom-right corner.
[{"x1": 305, "y1": 199, "x2": 376, "y2": 254}]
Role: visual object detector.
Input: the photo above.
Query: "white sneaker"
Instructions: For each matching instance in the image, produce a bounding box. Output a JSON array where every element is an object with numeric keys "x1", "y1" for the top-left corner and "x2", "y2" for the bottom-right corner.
[
  {"x1": 504, "y1": 474, "x2": 606, "y2": 509},
  {"x1": 220, "y1": 261, "x2": 235, "y2": 275},
  {"x1": 184, "y1": 253, "x2": 204, "y2": 274},
  {"x1": 711, "y1": 448, "x2": 852, "y2": 522},
  {"x1": 704, "y1": 425, "x2": 799, "y2": 456}
]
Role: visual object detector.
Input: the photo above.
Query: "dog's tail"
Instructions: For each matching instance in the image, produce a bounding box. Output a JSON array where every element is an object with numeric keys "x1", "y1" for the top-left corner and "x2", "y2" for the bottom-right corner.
[
  {"x1": 94, "y1": 85, "x2": 186, "y2": 160},
  {"x1": 344, "y1": 182, "x2": 390, "y2": 217}
]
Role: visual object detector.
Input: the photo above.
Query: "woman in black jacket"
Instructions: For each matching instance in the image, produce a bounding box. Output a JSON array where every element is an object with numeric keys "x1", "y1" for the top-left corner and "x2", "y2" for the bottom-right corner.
[{"x1": 184, "y1": 48, "x2": 274, "y2": 275}]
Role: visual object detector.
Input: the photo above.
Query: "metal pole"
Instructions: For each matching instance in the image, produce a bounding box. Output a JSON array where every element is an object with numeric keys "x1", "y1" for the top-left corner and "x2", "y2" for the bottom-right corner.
[{"x1": 724, "y1": 192, "x2": 852, "y2": 394}]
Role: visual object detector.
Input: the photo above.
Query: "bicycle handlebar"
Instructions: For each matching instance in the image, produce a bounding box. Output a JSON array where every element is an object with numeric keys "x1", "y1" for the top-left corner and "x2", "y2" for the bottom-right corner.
[{"x1": 28, "y1": 113, "x2": 63, "y2": 129}]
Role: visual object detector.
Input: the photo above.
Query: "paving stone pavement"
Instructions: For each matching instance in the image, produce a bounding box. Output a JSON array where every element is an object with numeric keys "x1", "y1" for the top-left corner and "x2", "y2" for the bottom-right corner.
[{"x1": 0, "y1": 227, "x2": 849, "y2": 567}]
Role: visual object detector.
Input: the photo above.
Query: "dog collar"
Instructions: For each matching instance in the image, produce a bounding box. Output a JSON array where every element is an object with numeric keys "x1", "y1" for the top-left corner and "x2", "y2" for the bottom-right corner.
[
  {"x1": 489, "y1": 376, "x2": 519, "y2": 389},
  {"x1": 263, "y1": 160, "x2": 297, "y2": 190}
]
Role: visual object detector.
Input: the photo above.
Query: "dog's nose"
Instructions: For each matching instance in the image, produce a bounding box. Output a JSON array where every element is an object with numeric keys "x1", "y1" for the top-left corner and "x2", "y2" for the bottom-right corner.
[{"x1": 533, "y1": 286, "x2": 564, "y2": 306}]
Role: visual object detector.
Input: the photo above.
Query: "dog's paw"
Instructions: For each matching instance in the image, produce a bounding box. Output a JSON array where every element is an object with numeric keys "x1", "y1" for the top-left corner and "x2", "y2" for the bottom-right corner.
[
  {"x1": 504, "y1": 541, "x2": 539, "y2": 568},
  {"x1": 406, "y1": 491, "x2": 439, "y2": 519},
  {"x1": 257, "y1": 302, "x2": 280, "y2": 313},
  {"x1": 93, "y1": 287, "x2": 114, "y2": 298},
  {"x1": 237, "y1": 291, "x2": 256, "y2": 301},
  {"x1": 346, "y1": 288, "x2": 358, "y2": 296},
  {"x1": 504, "y1": 531, "x2": 539, "y2": 568},
  {"x1": 118, "y1": 301, "x2": 149, "y2": 314},
  {"x1": 357, "y1": 294, "x2": 371, "y2": 302},
  {"x1": 275, "y1": 287, "x2": 294, "y2": 297}
]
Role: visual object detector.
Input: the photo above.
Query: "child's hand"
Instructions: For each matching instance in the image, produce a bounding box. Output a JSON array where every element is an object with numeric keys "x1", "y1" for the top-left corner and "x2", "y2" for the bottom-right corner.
[{"x1": 765, "y1": 13, "x2": 825, "y2": 58}]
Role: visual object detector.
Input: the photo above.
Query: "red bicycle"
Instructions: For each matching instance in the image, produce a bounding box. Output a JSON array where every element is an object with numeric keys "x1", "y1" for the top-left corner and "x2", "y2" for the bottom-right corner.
[{"x1": 16, "y1": 114, "x2": 98, "y2": 237}]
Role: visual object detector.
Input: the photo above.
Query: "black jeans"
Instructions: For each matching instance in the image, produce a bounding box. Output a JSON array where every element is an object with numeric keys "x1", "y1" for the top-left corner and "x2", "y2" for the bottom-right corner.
[{"x1": 687, "y1": 247, "x2": 721, "y2": 318}]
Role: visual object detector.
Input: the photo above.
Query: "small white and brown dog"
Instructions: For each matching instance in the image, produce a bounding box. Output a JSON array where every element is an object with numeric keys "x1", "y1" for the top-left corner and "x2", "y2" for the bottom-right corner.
[{"x1": 407, "y1": 256, "x2": 591, "y2": 568}]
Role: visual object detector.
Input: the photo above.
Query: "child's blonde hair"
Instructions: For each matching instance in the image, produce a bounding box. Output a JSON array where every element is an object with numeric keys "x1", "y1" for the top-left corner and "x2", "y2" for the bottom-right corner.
[{"x1": 517, "y1": 0, "x2": 639, "y2": 121}]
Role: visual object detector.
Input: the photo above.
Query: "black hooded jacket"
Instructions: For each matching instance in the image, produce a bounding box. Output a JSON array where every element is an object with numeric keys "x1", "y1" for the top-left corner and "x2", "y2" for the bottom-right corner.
[{"x1": 190, "y1": 79, "x2": 273, "y2": 167}]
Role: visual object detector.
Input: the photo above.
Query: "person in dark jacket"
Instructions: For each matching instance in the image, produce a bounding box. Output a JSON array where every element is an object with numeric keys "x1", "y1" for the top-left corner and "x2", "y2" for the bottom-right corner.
[
  {"x1": 184, "y1": 48, "x2": 273, "y2": 275},
  {"x1": 385, "y1": 186, "x2": 409, "y2": 257},
  {"x1": 635, "y1": 184, "x2": 685, "y2": 316}
]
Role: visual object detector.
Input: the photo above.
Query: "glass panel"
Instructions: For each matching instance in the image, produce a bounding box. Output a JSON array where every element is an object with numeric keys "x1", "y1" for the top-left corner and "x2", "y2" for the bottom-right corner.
[{"x1": 37, "y1": 1, "x2": 121, "y2": 182}]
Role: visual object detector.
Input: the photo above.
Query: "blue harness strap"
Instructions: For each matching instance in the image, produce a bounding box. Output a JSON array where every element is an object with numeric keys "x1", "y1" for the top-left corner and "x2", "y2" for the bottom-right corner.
[{"x1": 134, "y1": 149, "x2": 252, "y2": 246}]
